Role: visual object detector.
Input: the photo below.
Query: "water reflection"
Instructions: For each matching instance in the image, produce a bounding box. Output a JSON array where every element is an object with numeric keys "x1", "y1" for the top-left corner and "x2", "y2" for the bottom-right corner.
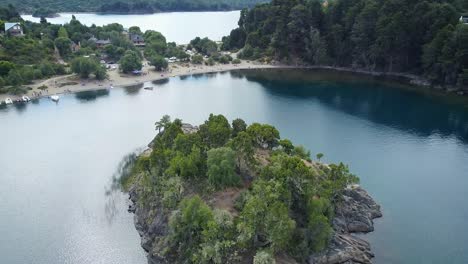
[
  {"x1": 104, "y1": 151, "x2": 140, "y2": 225},
  {"x1": 151, "y1": 78, "x2": 170, "y2": 86},
  {"x1": 239, "y1": 69, "x2": 468, "y2": 143},
  {"x1": 124, "y1": 83, "x2": 144, "y2": 95},
  {"x1": 75, "y1": 89, "x2": 110, "y2": 101},
  {"x1": 13, "y1": 102, "x2": 27, "y2": 113}
]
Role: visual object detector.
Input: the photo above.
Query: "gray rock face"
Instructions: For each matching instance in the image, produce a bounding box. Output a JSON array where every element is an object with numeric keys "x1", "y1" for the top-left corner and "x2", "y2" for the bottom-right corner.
[
  {"x1": 128, "y1": 185, "x2": 169, "y2": 263},
  {"x1": 309, "y1": 186, "x2": 382, "y2": 264}
]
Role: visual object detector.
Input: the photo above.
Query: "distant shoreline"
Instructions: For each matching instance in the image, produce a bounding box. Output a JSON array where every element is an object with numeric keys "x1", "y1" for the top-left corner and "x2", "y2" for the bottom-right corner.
[
  {"x1": 1, "y1": 61, "x2": 465, "y2": 104},
  {"x1": 21, "y1": 10, "x2": 243, "y2": 16}
]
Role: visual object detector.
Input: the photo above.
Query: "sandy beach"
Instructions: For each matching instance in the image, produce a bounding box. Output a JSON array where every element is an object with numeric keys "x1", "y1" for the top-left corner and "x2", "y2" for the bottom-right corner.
[{"x1": 0, "y1": 60, "x2": 280, "y2": 102}]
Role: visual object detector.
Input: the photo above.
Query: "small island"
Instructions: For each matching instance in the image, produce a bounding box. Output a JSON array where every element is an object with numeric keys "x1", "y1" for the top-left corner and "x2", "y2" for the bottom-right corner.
[{"x1": 122, "y1": 114, "x2": 382, "y2": 263}]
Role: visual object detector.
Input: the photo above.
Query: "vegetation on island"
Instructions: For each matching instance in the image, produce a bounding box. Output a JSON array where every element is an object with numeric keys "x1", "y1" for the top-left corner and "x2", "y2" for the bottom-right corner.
[
  {"x1": 123, "y1": 114, "x2": 359, "y2": 263},
  {"x1": 2, "y1": 0, "x2": 268, "y2": 14},
  {"x1": 222, "y1": 0, "x2": 468, "y2": 90}
]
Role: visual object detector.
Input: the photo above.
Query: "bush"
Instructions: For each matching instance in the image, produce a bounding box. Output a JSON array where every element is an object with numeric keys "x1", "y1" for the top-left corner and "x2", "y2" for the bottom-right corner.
[
  {"x1": 71, "y1": 57, "x2": 98, "y2": 78},
  {"x1": 253, "y1": 251, "x2": 276, "y2": 264},
  {"x1": 119, "y1": 50, "x2": 142, "y2": 73},
  {"x1": 232, "y1": 58, "x2": 241, "y2": 64},
  {"x1": 149, "y1": 54, "x2": 168, "y2": 71},
  {"x1": 191, "y1": 54, "x2": 204, "y2": 64},
  {"x1": 219, "y1": 55, "x2": 231, "y2": 64},
  {"x1": 207, "y1": 147, "x2": 240, "y2": 189},
  {"x1": 205, "y1": 57, "x2": 215, "y2": 66}
]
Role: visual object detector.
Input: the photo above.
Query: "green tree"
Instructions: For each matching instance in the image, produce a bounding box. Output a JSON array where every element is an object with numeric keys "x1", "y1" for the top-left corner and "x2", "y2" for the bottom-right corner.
[
  {"x1": 279, "y1": 139, "x2": 294, "y2": 154},
  {"x1": 207, "y1": 147, "x2": 240, "y2": 189},
  {"x1": 316, "y1": 153, "x2": 324, "y2": 162},
  {"x1": 232, "y1": 118, "x2": 247, "y2": 137},
  {"x1": 57, "y1": 26, "x2": 69, "y2": 38},
  {"x1": 71, "y1": 57, "x2": 97, "y2": 78},
  {"x1": 168, "y1": 196, "x2": 215, "y2": 262},
  {"x1": 253, "y1": 250, "x2": 276, "y2": 264},
  {"x1": 54, "y1": 37, "x2": 72, "y2": 57},
  {"x1": 246, "y1": 123, "x2": 280, "y2": 149},
  {"x1": 148, "y1": 54, "x2": 168, "y2": 71},
  {"x1": 6, "y1": 69, "x2": 23, "y2": 86},
  {"x1": 191, "y1": 54, "x2": 204, "y2": 64},
  {"x1": 237, "y1": 179, "x2": 295, "y2": 252},
  {"x1": 199, "y1": 114, "x2": 232, "y2": 148},
  {"x1": 94, "y1": 66, "x2": 107, "y2": 80},
  {"x1": 0, "y1": 61, "x2": 15, "y2": 76},
  {"x1": 229, "y1": 131, "x2": 254, "y2": 171},
  {"x1": 155, "y1": 114, "x2": 171, "y2": 132},
  {"x1": 119, "y1": 50, "x2": 142, "y2": 73}
]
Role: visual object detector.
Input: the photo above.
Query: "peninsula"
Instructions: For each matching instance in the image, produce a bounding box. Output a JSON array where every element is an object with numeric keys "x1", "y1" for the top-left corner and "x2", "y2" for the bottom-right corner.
[{"x1": 122, "y1": 115, "x2": 382, "y2": 263}]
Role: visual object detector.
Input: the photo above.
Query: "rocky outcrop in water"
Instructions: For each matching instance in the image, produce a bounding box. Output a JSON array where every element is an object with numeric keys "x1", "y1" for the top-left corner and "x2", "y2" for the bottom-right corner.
[
  {"x1": 130, "y1": 124, "x2": 382, "y2": 264},
  {"x1": 309, "y1": 186, "x2": 382, "y2": 264}
]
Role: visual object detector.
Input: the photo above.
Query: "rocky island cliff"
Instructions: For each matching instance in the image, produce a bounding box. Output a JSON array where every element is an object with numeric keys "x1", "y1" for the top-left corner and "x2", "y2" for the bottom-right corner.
[{"x1": 123, "y1": 115, "x2": 382, "y2": 264}]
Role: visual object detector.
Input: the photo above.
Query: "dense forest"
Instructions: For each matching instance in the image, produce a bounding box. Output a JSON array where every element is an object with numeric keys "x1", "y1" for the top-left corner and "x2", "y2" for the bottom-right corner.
[
  {"x1": 123, "y1": 114, "x2": 363, "y2": 263},
  {"x1": 2, "y1": 0, "x2": 268, "y2": 14},
  {"x1": 222, "y1": 0, "x2": 468, "y2": 89}
]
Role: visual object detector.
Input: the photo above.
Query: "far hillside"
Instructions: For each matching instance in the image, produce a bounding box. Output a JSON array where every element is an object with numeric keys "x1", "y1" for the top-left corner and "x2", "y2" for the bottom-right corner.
[{"x1": 3, "y1": 0, "x2": 269, "y2": 14}]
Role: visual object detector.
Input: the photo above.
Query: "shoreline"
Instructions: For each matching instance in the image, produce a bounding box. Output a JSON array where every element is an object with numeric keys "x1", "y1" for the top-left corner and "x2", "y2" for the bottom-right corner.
[
  {"x1": 0, "y1": 61, "x2": 280, "y2": 102},
  {"x1": 1, "y1": 61, "x2": 464, "y2": 103}
]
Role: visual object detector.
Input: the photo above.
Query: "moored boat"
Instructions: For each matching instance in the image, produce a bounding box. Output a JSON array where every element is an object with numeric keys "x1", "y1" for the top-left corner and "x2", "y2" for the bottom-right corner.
[
  {"x1": 22, "y1": 95, "x2": 31, "y2": 102},
  {"x1": 50, "y1": 95, "x2": 60, "y2": 102},
  {"x1": 5, "y1": 98, "x2": 13, "y2": 104}
]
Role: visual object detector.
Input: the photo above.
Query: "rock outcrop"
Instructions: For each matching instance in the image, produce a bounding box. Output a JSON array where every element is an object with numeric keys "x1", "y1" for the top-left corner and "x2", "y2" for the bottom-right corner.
[{"x1": 309, "y1": 185, "x2": 382, "y2": 264}]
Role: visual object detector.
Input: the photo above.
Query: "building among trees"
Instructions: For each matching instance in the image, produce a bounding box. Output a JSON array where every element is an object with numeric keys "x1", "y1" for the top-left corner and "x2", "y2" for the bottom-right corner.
[
  {"x1": 460, "y1": 15, "x2": 468, "y2": 24},
  {"x1": 3, "y1": 22, "x2": 23, "y2": 36}
]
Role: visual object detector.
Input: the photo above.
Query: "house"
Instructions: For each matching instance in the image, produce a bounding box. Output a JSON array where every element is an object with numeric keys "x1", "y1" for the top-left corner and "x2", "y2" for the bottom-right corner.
[
  {"x1": 4, "y1": 22, "x2": 23, "y2": 36},
  {"x1": 71, "y1": 42, "x2": 81, "y2": 52},
  {"x1": 460, "y1": 15, "x2": 468, "y2": 24},
  {"x1": 89, "y1": 36, "x2": 111, "y2": 48},
  {"x1": 129, "y1": 33, "x2": 145, "y2": 47}
]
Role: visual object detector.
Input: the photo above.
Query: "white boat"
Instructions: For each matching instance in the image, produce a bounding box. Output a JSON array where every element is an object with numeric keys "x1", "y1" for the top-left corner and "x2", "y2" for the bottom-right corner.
[
  {"x1": 109, "y1": 85, "x2": 114, "y2": 89},
  {"x1": 22, "y1": 95, "x2": 30, "y2": 102},
  {"x1": 50, "y1": 95, "x2": 60, "y2": 102},
  {"x1": 5, "y1": 98, "x2": 13, "y2": 104}
]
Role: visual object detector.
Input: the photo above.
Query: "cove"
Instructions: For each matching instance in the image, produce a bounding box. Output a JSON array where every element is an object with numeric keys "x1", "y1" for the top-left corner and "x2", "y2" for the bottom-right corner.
[{"x1": 1, "y1": 69, "x2": 468, "y2": 263}]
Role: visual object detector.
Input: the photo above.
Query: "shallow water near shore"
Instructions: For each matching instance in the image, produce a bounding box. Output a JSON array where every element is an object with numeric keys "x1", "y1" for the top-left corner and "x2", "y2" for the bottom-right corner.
[{"x1": 1, "y1": 69, "x2": 468, "y2": 263}]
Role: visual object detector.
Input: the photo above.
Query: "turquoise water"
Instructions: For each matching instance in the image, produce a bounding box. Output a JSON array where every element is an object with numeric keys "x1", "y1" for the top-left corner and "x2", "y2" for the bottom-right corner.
[{"x1": 1, "y1": 69, "x2": 468, "y2": 263}]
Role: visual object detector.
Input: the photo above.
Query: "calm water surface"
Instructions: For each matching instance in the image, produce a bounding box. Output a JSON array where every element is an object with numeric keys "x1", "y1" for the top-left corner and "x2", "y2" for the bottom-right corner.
[
  {"x1": 22, "y1": 11, "x2": 240, "y2": 44},
  {"x1": 1, "y1": 69, "x2": 468, "y2": 264}
]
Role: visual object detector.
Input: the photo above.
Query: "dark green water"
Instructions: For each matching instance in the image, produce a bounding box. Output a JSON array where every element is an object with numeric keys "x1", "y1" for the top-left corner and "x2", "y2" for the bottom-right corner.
[{"x1": 1, "y1": 69, "x2": 467, "y2": 263}]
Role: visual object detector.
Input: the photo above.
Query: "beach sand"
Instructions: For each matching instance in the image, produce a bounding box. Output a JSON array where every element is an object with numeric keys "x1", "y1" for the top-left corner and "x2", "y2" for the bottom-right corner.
[{"x1": 0, "y1": 60, "x2": 280, "y2": 102}]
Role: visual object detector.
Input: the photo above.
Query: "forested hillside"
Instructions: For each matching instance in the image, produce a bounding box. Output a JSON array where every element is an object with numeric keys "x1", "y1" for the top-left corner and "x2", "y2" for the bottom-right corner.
[
  {"x1": 222, "y1": 0, "x2": 468, "y2": 89},
  {"x1": 3, "y1": 0, "x2": 268, "y2": 14}
]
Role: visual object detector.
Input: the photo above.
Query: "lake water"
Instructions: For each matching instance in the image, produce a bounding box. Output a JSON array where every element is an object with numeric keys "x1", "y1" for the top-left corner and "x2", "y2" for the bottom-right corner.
[
  {"x1": 22, "y1": 11, "x2": 240, "y2": 44},
  {"x1": 1, "y1": 69, "x2": 468, "y2": 264}
]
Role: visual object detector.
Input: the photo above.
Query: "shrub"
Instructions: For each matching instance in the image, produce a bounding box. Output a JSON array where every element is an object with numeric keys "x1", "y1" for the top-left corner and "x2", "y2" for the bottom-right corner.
[
  {"x1": 191, "y1": 54, "x2": 204, "y2": 64},
  {"x1": 207, "y1": 147, "x2": 240, "y2": 189}
]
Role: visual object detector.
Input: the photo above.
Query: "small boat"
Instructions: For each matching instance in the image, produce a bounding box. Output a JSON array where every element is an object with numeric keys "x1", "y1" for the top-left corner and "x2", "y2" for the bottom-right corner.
[
  {"x1": 5, "y1": 98, "x2": 13, "y2": 104},
  {"x1": 50, "y1": 95, "x2": 60, "y2": 102},
  {"x1": 144, "y1": 87, "x2": 153, "y2": 90},
  {"x1": 22, "y1": 95, "x2": 31, "y2": 102},
  {"x1": 109, "y1": 85, "x2": 114, "y2": 89}
]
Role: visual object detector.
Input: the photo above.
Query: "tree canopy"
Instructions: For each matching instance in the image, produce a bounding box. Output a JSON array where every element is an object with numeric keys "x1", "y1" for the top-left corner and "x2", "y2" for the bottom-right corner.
[
  {"x1": 126, "y1": 114, "x2": 360, "y2": 263},
  {"x1": 223, "y1": 0, "x2": 468, "y2": 89}
]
